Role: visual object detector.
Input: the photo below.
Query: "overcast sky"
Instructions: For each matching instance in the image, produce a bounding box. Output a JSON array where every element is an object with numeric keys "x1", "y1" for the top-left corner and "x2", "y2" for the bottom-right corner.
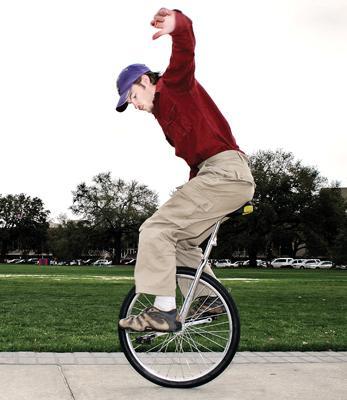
[{"x1": 0, "y1": 0, "x2": 346, "y2": 220}]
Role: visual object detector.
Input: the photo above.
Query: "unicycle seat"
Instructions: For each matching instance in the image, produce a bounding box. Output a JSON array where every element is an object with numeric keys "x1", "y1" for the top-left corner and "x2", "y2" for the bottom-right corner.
[{"x1": 226, "y1": 201, "x2": 254, "y2": 218}]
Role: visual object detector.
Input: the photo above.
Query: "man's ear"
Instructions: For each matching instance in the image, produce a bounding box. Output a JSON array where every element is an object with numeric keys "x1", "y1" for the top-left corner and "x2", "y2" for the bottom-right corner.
[{"x1": 141, "y1": 74, "x2": 151, "y2": 87}]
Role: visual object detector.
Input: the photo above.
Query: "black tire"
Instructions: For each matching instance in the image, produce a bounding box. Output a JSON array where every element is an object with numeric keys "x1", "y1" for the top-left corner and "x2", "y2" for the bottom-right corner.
[{"x1": 118, "y1": 267, "x2": 240, "y2": 388}]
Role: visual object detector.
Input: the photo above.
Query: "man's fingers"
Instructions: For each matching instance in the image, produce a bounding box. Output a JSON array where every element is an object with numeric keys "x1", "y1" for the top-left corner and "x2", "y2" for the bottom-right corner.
[
  {"x1": 152, "y1": 29, "x2": 167, "y2": 40},
  {"x1": 150, "y1": 17, "x2": 164, "y2": 26},
  {"x1": 152, "y1": 8, "x2": 172, "y2": 21},
  {"x1": 150, "y1": 17, "x2": 165, "y2": 27},
  {"x1": 157, "y1": 8, "x2": 172, "y2": 17},
  {"x1": 153, "y1": 16, "x2": 165, "y2": 23},
  {"x1": 152, "y1": 22, "x2": 164, "y2": 29}
]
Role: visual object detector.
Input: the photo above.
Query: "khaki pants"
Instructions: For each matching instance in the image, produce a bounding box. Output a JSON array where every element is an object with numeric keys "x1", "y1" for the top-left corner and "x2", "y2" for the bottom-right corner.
[{"x1": 135, "y1": 150, "x2": 255, "y2": 296}]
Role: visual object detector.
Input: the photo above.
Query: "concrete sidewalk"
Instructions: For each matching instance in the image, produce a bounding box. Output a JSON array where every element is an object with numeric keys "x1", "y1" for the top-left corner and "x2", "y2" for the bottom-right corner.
[{"x1": 0, "y1": 352, "x2": 346, "y2": 400}]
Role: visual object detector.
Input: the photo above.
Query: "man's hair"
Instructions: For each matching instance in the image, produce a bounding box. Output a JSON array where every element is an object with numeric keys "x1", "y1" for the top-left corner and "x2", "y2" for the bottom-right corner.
[{"x1": 134, "y1": 71, "x2": 161, "y2": 86}]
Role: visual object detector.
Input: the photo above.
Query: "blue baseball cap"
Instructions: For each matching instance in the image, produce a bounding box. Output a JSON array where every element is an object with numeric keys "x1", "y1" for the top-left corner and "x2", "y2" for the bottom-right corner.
[{"x1": 116, "y1": 63, "x2": 151, "y2": 112}]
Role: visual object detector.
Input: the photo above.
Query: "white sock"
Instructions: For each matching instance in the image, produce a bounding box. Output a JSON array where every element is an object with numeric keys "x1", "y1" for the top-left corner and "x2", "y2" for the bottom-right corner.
[{"x1": 154, "y1": 296, "x2": 176, "y2": 312}]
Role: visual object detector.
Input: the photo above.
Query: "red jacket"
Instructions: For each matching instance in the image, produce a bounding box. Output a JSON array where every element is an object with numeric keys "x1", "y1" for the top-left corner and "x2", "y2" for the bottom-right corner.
[{"x1": 152, "y1": 10, "x2": 242, "y2": 179}]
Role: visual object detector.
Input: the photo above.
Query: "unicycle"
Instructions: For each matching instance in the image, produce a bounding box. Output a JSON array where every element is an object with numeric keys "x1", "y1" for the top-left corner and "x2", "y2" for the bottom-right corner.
[{"x1": 118, "y1": 202, "x2": 253, "y2": 388}]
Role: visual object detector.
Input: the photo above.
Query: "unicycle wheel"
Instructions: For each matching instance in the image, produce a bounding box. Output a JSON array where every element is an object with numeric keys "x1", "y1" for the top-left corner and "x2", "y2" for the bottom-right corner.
[{"x1": 118, "y1": 267, "x2": 240, "y2": 388}]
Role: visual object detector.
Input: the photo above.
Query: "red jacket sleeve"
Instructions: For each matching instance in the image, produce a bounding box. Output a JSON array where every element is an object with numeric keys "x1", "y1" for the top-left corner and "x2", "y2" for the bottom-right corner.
[{"x1": 162, "y1": 10, "x2": 196, "y2": 91}]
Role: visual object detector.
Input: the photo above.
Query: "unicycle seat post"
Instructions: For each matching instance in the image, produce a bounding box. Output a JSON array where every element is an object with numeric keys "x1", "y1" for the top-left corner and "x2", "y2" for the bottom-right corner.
[
  {"x1": 179, "y1": 200, "x2": 254, "y2": 322},
  {"x1": 179, "y1": 219, "x2": 222, "y2": 322}
]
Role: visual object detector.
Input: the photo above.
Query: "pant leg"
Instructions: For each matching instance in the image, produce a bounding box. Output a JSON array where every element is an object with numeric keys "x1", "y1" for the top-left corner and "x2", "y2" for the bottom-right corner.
[
  {"x1": 175, "y1": 228, "x2": 217, "y2": 298},
  {"x1": 135, "y1": 150, "x2": 255, "y2": 297},
  {"x1": 134, "y1": 207, "x2": 219, "y2": 296},
  {"x1": 176, "y1": 225, "x2": 218, "y2": 277}
]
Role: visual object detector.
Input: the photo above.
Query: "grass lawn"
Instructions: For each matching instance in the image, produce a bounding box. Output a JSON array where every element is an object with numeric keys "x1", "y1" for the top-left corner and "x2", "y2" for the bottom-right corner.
[{"x1": 0, "y1": 264, "x2": 346, "y2": 352}]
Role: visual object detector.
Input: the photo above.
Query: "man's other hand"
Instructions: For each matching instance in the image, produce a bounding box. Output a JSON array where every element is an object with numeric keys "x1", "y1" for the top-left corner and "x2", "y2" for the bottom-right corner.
[{"x1": 150, "y1": 8, "x2": 176, "y2": 40}]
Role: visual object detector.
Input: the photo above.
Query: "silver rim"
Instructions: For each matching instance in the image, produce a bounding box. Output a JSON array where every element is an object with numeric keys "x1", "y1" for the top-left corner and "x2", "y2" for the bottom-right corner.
[{"x1": 124, "y1": 273, "x2": 233, "y2": 383}]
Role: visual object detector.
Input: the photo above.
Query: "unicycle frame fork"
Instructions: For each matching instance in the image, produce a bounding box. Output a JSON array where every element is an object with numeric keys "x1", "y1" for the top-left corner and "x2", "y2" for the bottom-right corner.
[{"x1": 179, "y1": 219, "x2": 223, "y2": 322}]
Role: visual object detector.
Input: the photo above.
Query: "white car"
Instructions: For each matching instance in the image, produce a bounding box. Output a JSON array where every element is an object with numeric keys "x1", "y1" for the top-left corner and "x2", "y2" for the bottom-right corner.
[
  {"x1": 124, "y1": 258, "x2": 136, "y2": 265},
  {"x1": 242, "y1": 259, "x2": 265, "y2": 267},
  {"x1": 93, "y1": 259, "x2": 112, "y2": 266},
  {"x1": 229, "y1": 260, "x2": 244, "y2": 268},
  {"x1": 290, "y1": 259, "x2": 306, "y2": 269},
  {"x1": 302, "y1": 259, "x2": 321, "y2": 269},
  {"x1": 214, "y1": 259, "x2": 232, "y2": 268},
  {"x1": 6, "y1": 258, "x2": 21, "y2": 264},
  {"x1": 270, "y1": 258, "x2": 294, "y2": 268},
  {"x1": 316, "y1": 261, "x2": 333, "y2": 269},
  {"x1": 69, "y1": 259, "x2": 82, "y2": 266}
]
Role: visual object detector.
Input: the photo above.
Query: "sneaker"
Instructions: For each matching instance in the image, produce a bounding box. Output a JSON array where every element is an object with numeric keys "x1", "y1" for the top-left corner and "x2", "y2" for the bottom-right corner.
[
  {"x1": 119, "y1": 306, "x2": 182, "y2": 332},
  {"x1": 189, "y1": 296, "x2": 225, "y2": 319}
]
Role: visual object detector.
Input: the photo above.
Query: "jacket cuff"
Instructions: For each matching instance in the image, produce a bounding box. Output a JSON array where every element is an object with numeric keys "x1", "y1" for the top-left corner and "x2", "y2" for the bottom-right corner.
[{"x1": 171, "y1": 10, "x2": 192, "y2": 36}]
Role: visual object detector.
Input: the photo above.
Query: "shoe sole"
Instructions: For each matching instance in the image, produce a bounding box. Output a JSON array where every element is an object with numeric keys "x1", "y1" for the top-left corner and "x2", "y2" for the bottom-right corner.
[{"x1": 119, "y1": 320, "x2": 182, "y2": 333}]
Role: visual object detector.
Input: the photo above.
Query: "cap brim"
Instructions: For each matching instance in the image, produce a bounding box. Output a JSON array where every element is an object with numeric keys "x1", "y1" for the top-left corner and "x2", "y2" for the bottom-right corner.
[{"x1": 116, "y1": 91, "x2": 129, "y2": 112}]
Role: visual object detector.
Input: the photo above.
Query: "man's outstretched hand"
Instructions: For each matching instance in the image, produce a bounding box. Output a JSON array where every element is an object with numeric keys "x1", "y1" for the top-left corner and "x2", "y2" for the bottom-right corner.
[{"x1": 151, "y1": 8, "x2": 176, "y2": 40}]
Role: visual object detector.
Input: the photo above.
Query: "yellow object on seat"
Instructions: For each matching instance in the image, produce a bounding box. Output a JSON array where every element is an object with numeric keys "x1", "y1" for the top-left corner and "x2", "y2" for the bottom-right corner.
[{"x1": 226, "y1": 201, "x2": 254, "y2": 218}]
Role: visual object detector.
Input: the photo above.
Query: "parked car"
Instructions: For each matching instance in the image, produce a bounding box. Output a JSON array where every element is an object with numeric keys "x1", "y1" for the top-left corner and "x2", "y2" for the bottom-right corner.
[
  {"x1": 336, "y1": 264, "x2": 346, "y2": 270},
  {"x1": 15, "y1": 259, "x2": 27, "y2": 264},
  {"x1": 27, "y1": 258, "x2": 39, "y2": 264},
  {"x1": 120, "y1": 258, "x2": 136, "y2": 265},
  {"x1": 270, "y1": 258, "x2": 294, "y2": 268},
  {"x1": 260, "y1": 260, "x2": 269, "y2": 268},
  {"x1": 124, "y1": 258, "x2": 136, "y2": 265},
  {"x1": 229, "y1": 260, "x2": 244, "y2": 268},
  {"x1": 302, "y1": 259, "x2": 321, "y2": 269},
  {"x1": 242, "y1": 259, "x2": 264, "y2": 268},
  {"x1": 69, "y1": 259, "x2": 83, "y2": 266},
  {"x1": 93, "y1": 259, "x2": 112, "y2": 266},
  {"x1": 214, "y1": 259, "x2": 232, "y2": 268},
  {"x1": 290, "y1": 259, "x2": 306, "y2": 269},
  {"x1": 316, "y1": 261, "x2": 333, "y2": 269},
  {"x1": 6, "y1": 258, "x2": 21, "y2": 264}
]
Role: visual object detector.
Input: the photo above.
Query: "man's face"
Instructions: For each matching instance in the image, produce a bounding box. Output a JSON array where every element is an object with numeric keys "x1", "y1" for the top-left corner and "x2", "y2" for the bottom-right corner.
[{"x1": 127, "y1": 75, "x2": 155, "y2": 113}]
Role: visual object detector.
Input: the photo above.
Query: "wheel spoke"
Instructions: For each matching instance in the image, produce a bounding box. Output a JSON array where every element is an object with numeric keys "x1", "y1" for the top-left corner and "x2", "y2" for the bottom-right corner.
[
  {"x1": 188, "y1": 327, "x2": 229, "y2": 342},
  {"x1": 187, "y1": 328, "x2": 227, "y2": 349},
  {"x1": 181, "y1": 329, "x2": 215, "y2": 366},
  {"x1": 181, "y1": 330, "x2": 208, "y2": 371}
]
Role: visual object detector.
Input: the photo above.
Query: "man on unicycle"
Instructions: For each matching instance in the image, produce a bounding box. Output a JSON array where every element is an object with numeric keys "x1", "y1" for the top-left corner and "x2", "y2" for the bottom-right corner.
[{"x1": 116, "y1": 8, "x2": 255, "y2": 333}]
